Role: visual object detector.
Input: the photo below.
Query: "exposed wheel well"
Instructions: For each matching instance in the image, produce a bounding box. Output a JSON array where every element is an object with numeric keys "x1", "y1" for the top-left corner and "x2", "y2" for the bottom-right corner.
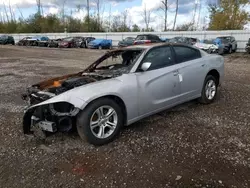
[
  {"x1": 84, "y1": 95, "x2": 127, "y2": 125},
  {"x1": 207, "y1": 69, "x2": 220, "y2": 86}
]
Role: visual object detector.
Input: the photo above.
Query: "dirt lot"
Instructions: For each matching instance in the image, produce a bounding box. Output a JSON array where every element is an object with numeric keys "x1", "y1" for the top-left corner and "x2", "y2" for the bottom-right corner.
[{"x1": 0, "y1": 45, "x2": 250, "y2": 188}]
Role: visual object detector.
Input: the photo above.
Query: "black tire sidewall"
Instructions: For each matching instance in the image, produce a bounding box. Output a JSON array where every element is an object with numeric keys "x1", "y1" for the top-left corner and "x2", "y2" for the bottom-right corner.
[
  {"x1": 77, "y1": 98, "x2": 124, "y2": 145},
  {"x1": 200, "y1": 75, "x2": 218, "y2": 104}
]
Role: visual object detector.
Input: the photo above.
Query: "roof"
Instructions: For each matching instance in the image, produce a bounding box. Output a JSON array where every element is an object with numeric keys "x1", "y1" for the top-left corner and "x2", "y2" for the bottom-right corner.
[
  {"x1": 136, "y1": 34, "x2": 159, "y2": 36},
  {"x1": 126, "y1": 42, "x2": 195, "y2": 49}
]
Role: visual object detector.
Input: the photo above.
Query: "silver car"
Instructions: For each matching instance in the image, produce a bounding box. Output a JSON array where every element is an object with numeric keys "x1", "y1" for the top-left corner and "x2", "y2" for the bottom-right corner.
[{"x1": 22, "y1": 43, "x2": 224, "y2": 145}]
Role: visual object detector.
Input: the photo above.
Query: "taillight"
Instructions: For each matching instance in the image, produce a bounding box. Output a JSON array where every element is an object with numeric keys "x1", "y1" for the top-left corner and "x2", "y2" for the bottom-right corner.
[{"x1": 144, "y1": 40, "x2": 151, "y2": 44}]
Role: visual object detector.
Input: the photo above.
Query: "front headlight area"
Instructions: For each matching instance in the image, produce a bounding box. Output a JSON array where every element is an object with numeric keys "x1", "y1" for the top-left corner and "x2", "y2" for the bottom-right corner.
[{"x1": 23, "y1": 102, "x2": 80, "y2": 136}]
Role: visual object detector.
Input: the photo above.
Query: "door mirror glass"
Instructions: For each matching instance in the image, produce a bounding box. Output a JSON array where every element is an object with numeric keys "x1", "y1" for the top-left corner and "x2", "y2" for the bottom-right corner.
[{"x1": 141, "y1": 62, "x2": 151, "y2": 71}]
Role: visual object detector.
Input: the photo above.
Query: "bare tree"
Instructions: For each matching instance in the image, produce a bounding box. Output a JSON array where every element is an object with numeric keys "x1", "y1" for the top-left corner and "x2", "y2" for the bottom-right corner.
[
  {"x1": 196, "y1": 0, "x2": 202, "y2": 29},
  {"x1": 141, "y1": 4, "x2": 152, "y2": 31},
  {"x1": 87, "y1": 0, "x2": 90, "y2": 31},
  {"x1": 159, "y1": 0, "x2": 169, "y2": 31},
  {"x1": 173, "y1": 0, "x2": 179, "y2": 30},
  {"x1": 3, "y1": 3, "x2": 9, "y2": 23},
  {"x1": 94, "y1": 0, "x2": 101, "y2": 31},
  {"x1": 121, "y1": 10, "x2": 128, "y2": 31},
  {"x1": 16, "y1": 5, "x2": 25, "y2": 20},
  {"x1": 192, "y1": 0, "x2": 198, "y2": 30},
  {"x1": 36, "y1": 0, "x2": 41, "y2": 16}
]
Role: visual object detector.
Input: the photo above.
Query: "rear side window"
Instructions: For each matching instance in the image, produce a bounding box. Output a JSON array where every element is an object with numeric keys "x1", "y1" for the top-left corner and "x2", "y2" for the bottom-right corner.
[{"x1": 173, "y1": 46, "x2": 201, "y2": 63}]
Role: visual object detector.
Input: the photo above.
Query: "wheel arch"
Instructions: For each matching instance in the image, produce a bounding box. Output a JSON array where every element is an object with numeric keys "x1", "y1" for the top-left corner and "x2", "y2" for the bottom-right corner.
[
  {"x1": 207, "y1": 69, "x2": 220, "y2": 86},
  {"x1": 81, "y1": 95, "x2": 128, "y2": 125}
]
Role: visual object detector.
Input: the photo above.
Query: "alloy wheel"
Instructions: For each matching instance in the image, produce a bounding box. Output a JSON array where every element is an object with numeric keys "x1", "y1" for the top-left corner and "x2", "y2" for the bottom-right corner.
[
  {"x1": 205, "y1": 80, "x2": 216, "y2": 100},
  {"x1": 90, "y1": 106, "x2": 118, "y2": 139}
]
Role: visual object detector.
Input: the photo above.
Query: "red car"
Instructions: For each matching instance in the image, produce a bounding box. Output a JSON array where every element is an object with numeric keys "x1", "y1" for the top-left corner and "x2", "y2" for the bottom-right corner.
[{"x1": 58, "y1": 37, "x2": 83, "y2": 48}]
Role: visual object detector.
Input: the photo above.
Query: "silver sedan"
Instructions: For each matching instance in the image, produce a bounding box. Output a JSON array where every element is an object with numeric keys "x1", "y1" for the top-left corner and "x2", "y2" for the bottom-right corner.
[{"x1": 22, "y1": 43, "x2": 224, "y2": 145}]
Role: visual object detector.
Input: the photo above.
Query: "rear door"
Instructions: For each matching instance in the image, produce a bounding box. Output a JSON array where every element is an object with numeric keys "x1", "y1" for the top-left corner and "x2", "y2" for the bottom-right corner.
[{"x1": 172, "y1": 45, "x2": 206, "y2": 102}]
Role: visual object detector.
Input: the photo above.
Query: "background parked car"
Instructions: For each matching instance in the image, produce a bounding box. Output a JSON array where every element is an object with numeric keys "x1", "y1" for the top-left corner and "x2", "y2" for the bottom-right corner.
[
  {"x1": 76, "y1": 37, "x2": 96, "y2": 48},
  {"x1": 48, "y1": 38, "x2": 62, "y2": 48},
  {"x1": 245, "y1": 38, "x2": 250, "y2": 54},
  {"x1": 160, "y1": 37, "x2": 170, "y2": 42},
  {"x1": 169, "y1": 37, "x2": 198, "y2": 45},
  {"x1": 88, "y1": 39, "x2": 112, "y2": 49},
  {"x1": 58, "y1": 37, "x2": 81, "y2": 48},
  {"x1": 194, "y1": 39, "x2": 219, "y2": 54},
  {"x1": 0, "y1": 35, "x2": 15, "y2": 45},
  {"x1": 17, "y1": 37, "x2": 32, "y2": 46},
  {"x1": 25, "y1": 36, "x2": 50, "y2": 46},
  {"x1": 215, "y1": 36, "x2": 237, "y2": 54},
  {"x1": 37, "y1": 37, "x2": 51, "y2": 47},
  {"x1": 134, "y1": 34, "x2": 162, "y2": 45},
  {"x1": 118, "y1": 37, "x2": 135, "y2": 47}
]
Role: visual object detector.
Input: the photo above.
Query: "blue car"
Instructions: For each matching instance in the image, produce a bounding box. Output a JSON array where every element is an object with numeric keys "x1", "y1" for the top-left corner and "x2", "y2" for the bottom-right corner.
[
  {"x1": 160, "y1": 37, "x2": 169, "y2": 42},
  {"x1": 88, "y1": 39, "x2": 112, "y2": 49}
]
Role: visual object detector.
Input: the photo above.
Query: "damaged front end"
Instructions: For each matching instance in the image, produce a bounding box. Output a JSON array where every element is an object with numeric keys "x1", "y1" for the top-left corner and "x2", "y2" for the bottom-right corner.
[
  {"x1": 22, "y1": 72, "x2": 111, "y2": 137},
  {"x1": 22, "y1": 48, "x2": 144, "y2": 138}
]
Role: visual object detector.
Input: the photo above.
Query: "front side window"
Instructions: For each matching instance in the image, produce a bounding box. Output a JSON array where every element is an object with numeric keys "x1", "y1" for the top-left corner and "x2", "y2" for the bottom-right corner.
[
  {"x1": 173, "y1": 46, "x2": 201, "y2": 63},
  {"x1": 142, "y1": 46, "x2": 174, "y2": 71}
]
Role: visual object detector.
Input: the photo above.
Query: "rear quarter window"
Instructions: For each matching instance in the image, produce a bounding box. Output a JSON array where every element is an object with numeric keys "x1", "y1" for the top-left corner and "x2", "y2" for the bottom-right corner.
[{"x1": 173, "y1": 46, "x2": 201, "y2": 63}]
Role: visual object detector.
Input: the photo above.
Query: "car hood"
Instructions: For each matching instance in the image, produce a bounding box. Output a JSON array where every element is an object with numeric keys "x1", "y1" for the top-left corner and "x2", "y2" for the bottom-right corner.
[
  {"x1": 25, "y1": 75, "x2": 124, "y2": 110},
  {"x1": 195, "y1": 42, "x2": 218, "y2": 49}
]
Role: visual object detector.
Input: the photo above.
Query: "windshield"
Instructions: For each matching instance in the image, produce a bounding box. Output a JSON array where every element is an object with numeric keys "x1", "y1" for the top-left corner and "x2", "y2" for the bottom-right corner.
[
  {"x1": 125, "y1": 37, "x2": 134, "y2": 41},
  {"x1": 88, "y1": 49, "x2": 145, "y2": 75},
  {"x1": 0, "y1": 35, "x2": 7, "y2": 39},
  {"x1": 135, "y1": 36, "x2": 147, "y2": 40},
  {"x1": 169, "y1": 37, "x2": 183, "y2": 43},
  {"x1": 217, "y1": 37, "x2": 230, "y2": 43}
]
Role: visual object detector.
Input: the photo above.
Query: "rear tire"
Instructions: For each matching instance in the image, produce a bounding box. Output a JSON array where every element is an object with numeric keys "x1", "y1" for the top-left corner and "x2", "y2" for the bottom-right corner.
[
  {"x1": 199, "y1": 75, "x2": 218, "y2": 104},
  {"x1": 233, "y1": 45, "x2": 237, "y2": 52},
  {"x1": 77, "y1": 98, "x2": 124, "y2": 145}
]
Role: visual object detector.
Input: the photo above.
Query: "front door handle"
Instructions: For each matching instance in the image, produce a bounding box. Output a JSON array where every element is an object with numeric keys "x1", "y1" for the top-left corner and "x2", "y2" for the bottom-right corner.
[{"x1": 173, "y1": 70, "x2": 179, "y2": 76}]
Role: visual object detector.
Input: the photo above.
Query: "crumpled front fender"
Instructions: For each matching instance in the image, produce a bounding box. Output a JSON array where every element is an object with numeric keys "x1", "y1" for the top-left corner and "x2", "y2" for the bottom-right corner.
[{"x1": 26, "y1": 92, "x2": 87, "y2": 111}]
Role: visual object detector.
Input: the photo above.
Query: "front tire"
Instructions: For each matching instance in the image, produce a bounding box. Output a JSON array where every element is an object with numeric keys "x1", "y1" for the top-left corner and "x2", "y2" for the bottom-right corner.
[
  {"x1": 199, "y1": 75, "x2": 218, "y2": 104},
  {"x1": 77, "y1": 98, "x2": 124, "y2": 145}
]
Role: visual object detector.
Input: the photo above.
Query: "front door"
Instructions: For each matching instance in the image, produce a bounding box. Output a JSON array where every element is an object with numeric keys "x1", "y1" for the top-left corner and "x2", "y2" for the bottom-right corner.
[{"x1": 135, "y1": 46, "x2": 181, "y2": 116}]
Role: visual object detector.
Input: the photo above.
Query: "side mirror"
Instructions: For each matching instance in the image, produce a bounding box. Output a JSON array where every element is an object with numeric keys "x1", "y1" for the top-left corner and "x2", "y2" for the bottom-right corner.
[{"x1": 141, "y1": 62, "x2": 151, "y2": 71}]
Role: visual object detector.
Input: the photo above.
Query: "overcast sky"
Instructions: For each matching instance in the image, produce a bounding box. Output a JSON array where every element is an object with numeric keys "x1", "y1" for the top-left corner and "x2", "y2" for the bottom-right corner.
[{"x1": 0, "y1": 0, "x2": 248, "y2": 31}]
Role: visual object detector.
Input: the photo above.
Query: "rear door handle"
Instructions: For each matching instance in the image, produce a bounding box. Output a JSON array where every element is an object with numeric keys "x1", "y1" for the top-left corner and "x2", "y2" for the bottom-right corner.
[{"x1": 173, "y1": 70, "x2": 179, "y2": 76}]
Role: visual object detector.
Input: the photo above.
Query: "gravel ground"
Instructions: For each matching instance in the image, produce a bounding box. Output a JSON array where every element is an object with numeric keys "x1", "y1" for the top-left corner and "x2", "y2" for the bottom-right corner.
[{"x1": 0, "y1": 45, "x2": 250, "y2": 188}]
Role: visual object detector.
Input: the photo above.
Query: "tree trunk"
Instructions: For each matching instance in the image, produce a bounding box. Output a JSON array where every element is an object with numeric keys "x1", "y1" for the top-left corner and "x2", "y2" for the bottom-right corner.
[
  {"x1": 87, "y1": 0, "x2": 90, "y2": 32},
  {"x1": 173, "y1": 0, "x2": 179, "y2": 31}
]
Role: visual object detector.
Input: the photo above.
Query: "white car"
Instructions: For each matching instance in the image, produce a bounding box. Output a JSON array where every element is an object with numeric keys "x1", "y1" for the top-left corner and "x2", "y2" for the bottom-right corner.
[{"x1": 194, "y1": 40, "x2": 219, "y2": 54}]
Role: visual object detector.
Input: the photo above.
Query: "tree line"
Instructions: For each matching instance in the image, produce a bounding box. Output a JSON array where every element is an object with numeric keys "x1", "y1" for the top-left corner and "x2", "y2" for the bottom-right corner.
[{"x1": 0, "y1": 0, "x2": 249, "y2": 33}]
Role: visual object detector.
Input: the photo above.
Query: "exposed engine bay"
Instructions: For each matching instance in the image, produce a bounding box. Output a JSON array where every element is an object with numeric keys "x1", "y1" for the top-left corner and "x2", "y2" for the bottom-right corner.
[{"x1": 22, "y1": 48, "x2": 144, "y2": 137}]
